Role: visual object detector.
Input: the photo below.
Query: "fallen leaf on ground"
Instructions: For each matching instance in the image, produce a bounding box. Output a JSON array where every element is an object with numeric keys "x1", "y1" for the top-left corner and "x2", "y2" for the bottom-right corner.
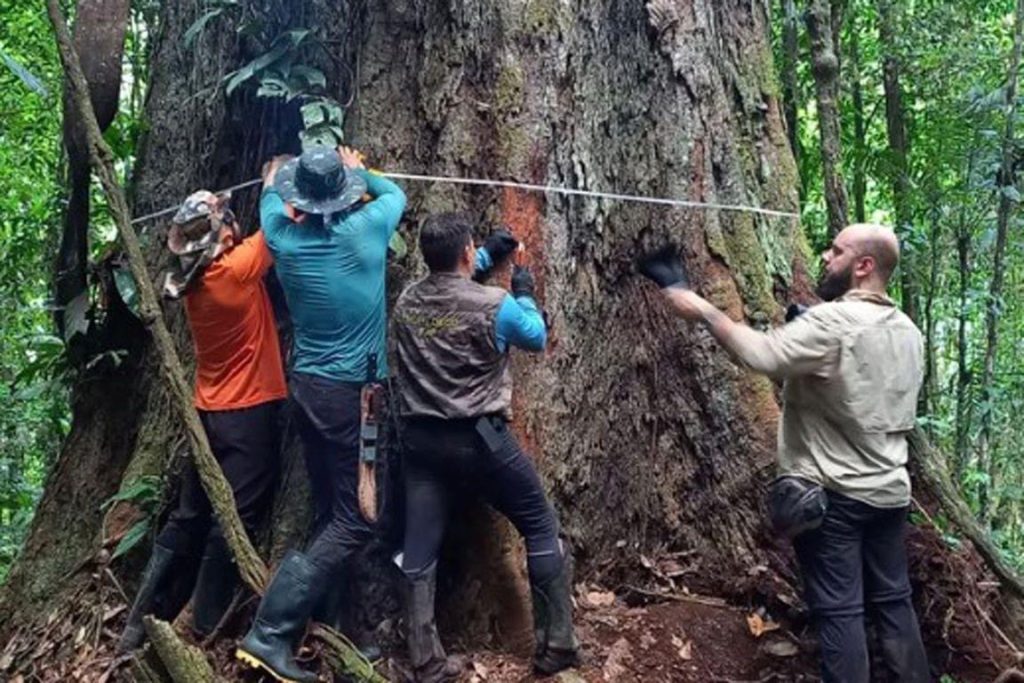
[
  {"x1": 585, "y1": 590, "x2": 616, "y2": 608},
  {"x1": 671, "y1": 634, "x2": 693, "y2": 660},
  {"x1": 602, "y1": 637, "x2": 634, "y2": 681},
  {"x1": 746, "y1": 611, "x2": 780, "y2": 638}
]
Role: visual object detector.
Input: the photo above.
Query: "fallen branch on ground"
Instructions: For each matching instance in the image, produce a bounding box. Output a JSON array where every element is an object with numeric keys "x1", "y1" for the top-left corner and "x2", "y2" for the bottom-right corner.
[{"x1": 143, "y1": 617, "x2": 225, "y2": 683}]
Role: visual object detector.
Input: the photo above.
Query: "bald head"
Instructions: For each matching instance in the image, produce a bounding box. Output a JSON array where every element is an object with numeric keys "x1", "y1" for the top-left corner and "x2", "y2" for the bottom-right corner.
[
  {"x1": 817, "y1": 223, "x2": 900, "y2": 300},
  {"x1": 838, "y1": 223, "x2": 900, "y2": 283}
]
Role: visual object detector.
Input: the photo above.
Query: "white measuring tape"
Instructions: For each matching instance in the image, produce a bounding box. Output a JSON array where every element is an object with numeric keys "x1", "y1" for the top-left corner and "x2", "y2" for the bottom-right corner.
[{"x1": 129, "y1": 171, "x2": 800, "y2": 225}]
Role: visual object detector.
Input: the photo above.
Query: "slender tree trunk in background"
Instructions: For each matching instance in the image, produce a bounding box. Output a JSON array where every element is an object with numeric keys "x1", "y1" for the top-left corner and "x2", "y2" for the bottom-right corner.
[
  {"x1": 830, "y1": 0, "x2": 846, "y2": 69},
  {"x1": 978, "y1": 0, "x2": 1024, "y2": 524},
  {"x1": 921, "y1": 199, "x2": 942, "y2": 421},
  {"x1": 878, "y1": 0, "x2": 917, "y2": 323},
  {"x1": 806, "y1": 0, "x2": 849, "y2": 236},
  {"x1": 850, "y1": 26, "x2": 867, "y2": 223},
  {"x1": 781, "y1": 0, "x2": 802, "y2": 174},
  {"x1": 53, "y1": 0, "x2": 129, "y2": 343},
  {"x1": 955, "y1": 157, "x2": 975, "y2": 481}
]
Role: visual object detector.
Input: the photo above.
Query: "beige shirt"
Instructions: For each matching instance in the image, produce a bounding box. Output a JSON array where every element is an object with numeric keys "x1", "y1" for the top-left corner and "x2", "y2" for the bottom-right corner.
[{"x1": 722, "y1": 290, "x2": 923, "y2": 508}]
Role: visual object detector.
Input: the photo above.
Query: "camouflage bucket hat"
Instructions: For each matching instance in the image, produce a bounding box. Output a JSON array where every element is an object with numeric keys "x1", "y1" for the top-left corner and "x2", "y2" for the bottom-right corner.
[
  {"x1": 162, "y1": 190, "x2": 234, "y2": 299},
  {"x1": 273, "y1": 146, "x2": 367, "y2": 215}
]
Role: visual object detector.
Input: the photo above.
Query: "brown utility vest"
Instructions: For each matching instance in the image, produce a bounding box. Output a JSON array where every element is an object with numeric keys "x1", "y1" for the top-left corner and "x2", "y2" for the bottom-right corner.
[{"x1": 394, "y1": 272, "x2": 512, "y2": 420}]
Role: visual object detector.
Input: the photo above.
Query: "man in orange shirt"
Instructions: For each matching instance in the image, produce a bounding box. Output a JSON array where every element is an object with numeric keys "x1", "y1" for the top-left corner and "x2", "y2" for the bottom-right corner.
[{"x1": 117, "y1": 190, "x2": 288, "y2": 653}]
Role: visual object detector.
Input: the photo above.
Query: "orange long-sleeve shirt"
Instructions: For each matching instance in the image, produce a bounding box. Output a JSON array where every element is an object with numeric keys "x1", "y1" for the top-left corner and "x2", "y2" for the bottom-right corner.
[{"x1": 184, "y1": 231, "x2": 287, "y2": 411}]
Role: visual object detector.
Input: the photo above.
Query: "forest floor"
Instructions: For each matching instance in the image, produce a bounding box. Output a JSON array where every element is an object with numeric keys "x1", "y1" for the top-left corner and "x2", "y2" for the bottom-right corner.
[
  {"x1": 0, "y1": 575, "x2": 1007, "y2": 683},
  {"x1": 0, "y1": 523, "x2": 1012, "y2": 682}
]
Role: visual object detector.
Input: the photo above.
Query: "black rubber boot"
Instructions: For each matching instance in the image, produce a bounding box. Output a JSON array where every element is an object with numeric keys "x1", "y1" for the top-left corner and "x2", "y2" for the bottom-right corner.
[
  {"x1": 117, "y1": 542, "x2": 198, "y2": 654},
  {"x1": 235, "y1": 551, "x2": 323, "y2": 683},
  {"x1": 313, "y1": 578, "x2": 382, "y2": 663},
  {"x1": 405, "y1": 562, "x2": 462, "y2": 683},
  {"x1": 530, "y1": 557, "x2": 580, "y2": 675},
  {"x1": 190, "y1": 530, "x2": 239, "y2": 638}
]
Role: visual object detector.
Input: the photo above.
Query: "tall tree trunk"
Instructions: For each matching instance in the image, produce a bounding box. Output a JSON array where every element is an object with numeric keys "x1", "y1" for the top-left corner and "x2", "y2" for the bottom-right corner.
[
  {"x1": 878, "y1": 0, "x2": 917, "y2": 322},
  {"x1": 0, "y1": 0, "x2": 1019, "y2": 679},
  {"x1": 54, "y1": 0, "x2": 129, "y2": 344},
  {"x1": 921, "y1": 197, "x2": 942, "y2": 421},
  {"x1": 781, "y1": 0, "x2": 802, "y2": 172},
  {"x1": 849, "y1": 26, "x2": 867, "y2": 223},
  {"x1": 805, "y1": 0, "x2": 849, "y2": 236},
  {"x1": 955, "y1": 153, "x2": 976, "y2": 481},
  {"x1": 978, "y1": 0, "x2": 1024, "y2": 523}
]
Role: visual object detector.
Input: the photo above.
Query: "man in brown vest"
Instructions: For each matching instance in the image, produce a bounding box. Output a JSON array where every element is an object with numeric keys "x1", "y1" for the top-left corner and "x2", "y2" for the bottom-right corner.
[{"x1": 393, "y1": 213, "x2": 579, "y2": 682}]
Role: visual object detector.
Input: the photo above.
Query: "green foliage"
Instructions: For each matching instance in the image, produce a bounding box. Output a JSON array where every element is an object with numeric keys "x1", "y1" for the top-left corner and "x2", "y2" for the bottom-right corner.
[
  {"x1": 773, "y1": 0, "x2": 1024, "y2": 567},
  {"x1": 0, "y1": 0, "x2": 70, "y2": 583},
  {"x1": 191, "y1": 9, "x2": 347, "y2": 150},
  {"x1": 102, "y1": 475, "x2": 161, "y2": 559}
]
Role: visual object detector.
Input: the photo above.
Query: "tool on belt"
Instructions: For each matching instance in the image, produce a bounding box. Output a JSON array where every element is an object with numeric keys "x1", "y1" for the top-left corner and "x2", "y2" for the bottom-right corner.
[{"x1": 358, "y1": 353, "x2": 383, "y2": 523}]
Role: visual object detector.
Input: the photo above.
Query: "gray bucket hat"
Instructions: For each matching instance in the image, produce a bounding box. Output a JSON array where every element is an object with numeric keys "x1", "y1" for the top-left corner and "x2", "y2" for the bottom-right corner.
[
  {"x1": 162, "y1": 190, "x2": 235, "y2": 299},
  {"x1": 273, "y1": 146, "x2": 367, "y2": 215}
]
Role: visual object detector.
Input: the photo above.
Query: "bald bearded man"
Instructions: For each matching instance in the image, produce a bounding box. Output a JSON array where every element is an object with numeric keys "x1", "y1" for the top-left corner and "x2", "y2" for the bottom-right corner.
[{"x1": 644, "y1": 224, "x2": 930, "y2": 683}]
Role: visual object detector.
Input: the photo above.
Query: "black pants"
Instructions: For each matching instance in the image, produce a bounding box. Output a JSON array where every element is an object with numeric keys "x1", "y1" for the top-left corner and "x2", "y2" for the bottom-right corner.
[
  {"x1": 793, "y1": 490, "x2": 930, "y2": 683},
  {"x1": 156, "y1": 400, "x2": 281, "y2": 559},
  {"x1": 290, "y1": 372, "x2": 374, "y2": 576},
  {"x1": 400, "y1": 416, "x2": 562, "y2": 583}
]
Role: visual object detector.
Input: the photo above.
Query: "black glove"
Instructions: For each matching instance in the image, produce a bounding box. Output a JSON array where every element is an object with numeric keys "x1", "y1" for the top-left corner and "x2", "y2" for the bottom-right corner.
[
  {"x1": 637, "y1": 244, "x2": 689, "y2": 289},
  {"x1": 482, "y1": 228, "x2": 519, "y2": 266},
  {"x1": 785, "y1": 303, "x2": 808, "y2": 322},
  {"x1": 511, "y1": 265, "x2": 536, "y2": 299}
]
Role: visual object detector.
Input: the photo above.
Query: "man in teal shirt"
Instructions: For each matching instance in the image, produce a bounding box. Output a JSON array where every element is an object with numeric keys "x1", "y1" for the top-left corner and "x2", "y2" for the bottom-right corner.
[{"x1": 237, "y1": 146, "x2": 406, "y2": 683}]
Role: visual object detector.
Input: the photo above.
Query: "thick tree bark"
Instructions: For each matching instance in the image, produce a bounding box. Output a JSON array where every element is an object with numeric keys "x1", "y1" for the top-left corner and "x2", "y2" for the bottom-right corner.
[
  {"x1": 978, "y1": 0, "x2": 1024, "y2": 523},
  {"x1": 805, "y1": 0, "x2": 849, "y2": 236},
  {"x1": 849, "y1": 26, "x2": 867, "y2": 224},
  {"x1": 878, "y1": 0, "x2": 918, "y2": 323}
]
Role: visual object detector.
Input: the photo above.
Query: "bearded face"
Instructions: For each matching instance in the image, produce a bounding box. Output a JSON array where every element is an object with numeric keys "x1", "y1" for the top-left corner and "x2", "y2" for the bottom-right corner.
[{"x1": 816, "y1": 258, "x2": 855, "y2": 302}]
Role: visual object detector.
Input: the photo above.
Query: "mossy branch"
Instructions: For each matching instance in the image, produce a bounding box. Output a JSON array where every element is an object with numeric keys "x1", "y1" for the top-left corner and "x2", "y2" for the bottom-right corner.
[
  {"x1": 313, "y1": 624, "x2": 390, "y2": 683},
  {"x1": 46, "y1": 0, "x2": 268, "y2": 593},
  {"x1": 143, "y1": 617, "x2": 226, "y2": 683}
]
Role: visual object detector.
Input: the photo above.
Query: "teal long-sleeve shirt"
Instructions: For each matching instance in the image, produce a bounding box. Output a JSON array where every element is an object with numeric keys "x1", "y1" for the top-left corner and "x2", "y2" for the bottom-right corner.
[
  {"x1": 473, "y1": 248, "x2": 546, "y2": 352},
  {"x1": 261, "y1": 169, "x2": 407, "y2": 381}
]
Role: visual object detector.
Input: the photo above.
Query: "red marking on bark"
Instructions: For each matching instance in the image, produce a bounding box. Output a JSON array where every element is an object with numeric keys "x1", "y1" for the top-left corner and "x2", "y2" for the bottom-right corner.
[
  {"x1": 500, "y1": 187, "x2": 546, "y2": 299},
  {"x1": 501, "y1": 186, "x2": 547, "y2": 460}
]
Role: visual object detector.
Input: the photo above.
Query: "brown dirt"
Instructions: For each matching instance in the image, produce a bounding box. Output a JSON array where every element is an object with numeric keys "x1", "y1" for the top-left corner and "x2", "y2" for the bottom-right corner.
[{"x1": 461, "y1": 596, "x2": 818, "y2": 683}]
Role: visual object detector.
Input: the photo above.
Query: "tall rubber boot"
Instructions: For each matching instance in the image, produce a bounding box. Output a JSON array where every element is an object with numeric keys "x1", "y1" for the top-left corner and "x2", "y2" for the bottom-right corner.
[
  {"x1": 190, "y1": 530, "x2": 239, "y2": 638},
  {"x1": 116, "y1": 542, "x2": 198, "y2": 654},
  {"x1": 530, "y1": 559, "x2": 580, "y2": 674},
  {"x1": 235, "y1": 551, "x2": 323, "y2": 683},
  {"x1": 405, "y1": 562, "x2": 462, "y2": 683},
  {"x1": 314, "y1": 577, "x2": 382, "y2": 662}
]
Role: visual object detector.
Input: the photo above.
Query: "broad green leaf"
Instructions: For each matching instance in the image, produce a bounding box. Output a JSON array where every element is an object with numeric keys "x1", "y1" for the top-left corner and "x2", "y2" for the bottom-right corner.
[
  {"x1": 112, "y1": 519, "x2": 152, "y2": 559},
  {"x1": 182, "y1": 8, "x2": 225, "y2": 49},
  {"x1": 388, "y1": 232, "x2": 408, "y2": 259}
]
